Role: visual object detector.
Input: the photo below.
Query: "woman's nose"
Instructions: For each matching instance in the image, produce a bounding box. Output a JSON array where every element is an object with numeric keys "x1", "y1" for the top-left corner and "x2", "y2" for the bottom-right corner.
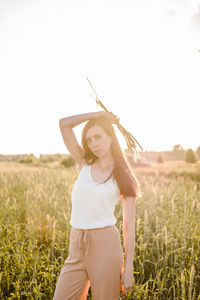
[{"x1": 90, "y1": 140, "x2": 99, "y2": 149}]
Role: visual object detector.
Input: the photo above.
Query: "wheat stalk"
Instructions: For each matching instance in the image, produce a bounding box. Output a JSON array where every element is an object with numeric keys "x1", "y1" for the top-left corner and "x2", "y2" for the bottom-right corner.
[{"x1": 85, "y1": 76, "x2": 143, "y2": 160}]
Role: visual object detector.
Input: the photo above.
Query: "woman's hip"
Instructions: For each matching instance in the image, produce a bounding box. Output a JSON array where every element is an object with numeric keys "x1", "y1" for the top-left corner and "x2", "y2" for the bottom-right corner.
[{"x1": 69, "y1": 225, "x2": 123, "y2": 259}]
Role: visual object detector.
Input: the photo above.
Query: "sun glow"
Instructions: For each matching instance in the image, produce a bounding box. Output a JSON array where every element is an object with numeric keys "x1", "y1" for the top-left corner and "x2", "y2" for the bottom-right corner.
[{"x1": 0, "y1": 0, "x2": 200, "y2": 155}]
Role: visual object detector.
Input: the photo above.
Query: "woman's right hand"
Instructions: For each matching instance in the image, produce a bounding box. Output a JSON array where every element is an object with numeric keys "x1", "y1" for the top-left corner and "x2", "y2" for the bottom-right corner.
[{"x1": 99, "y1": 111, "x2": 119, "y2": 124}]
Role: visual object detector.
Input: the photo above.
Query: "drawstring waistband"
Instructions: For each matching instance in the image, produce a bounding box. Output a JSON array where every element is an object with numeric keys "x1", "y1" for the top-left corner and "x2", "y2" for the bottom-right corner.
[
  {"x1": 78, "y1": 229, "x2": 90, "y2": 255},
  {"x1": 71, "y1": 225, "x2": 115, "y2": 255}
]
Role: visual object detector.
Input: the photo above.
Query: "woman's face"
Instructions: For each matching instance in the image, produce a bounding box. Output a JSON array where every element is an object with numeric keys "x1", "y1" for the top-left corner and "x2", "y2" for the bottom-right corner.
[{"x1": 85, "y1": 125, "x2": 112, "y2": 157}]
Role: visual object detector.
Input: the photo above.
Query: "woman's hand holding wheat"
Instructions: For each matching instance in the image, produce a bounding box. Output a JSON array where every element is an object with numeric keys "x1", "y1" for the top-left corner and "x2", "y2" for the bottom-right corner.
[{"x1": 99, "y1": 111, "x2": 119, "y2": 124}]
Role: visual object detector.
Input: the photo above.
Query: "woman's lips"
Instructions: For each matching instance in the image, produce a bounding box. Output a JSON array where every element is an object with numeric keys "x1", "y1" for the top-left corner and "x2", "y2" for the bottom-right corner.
[{"x1": 94, "y1": 149, "x2": 102, "y2": 154}]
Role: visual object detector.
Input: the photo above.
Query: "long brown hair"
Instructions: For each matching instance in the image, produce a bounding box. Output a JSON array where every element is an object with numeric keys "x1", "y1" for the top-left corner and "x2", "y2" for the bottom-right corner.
[{"x1": 81, "y1": 116, "x2": 140, "y2": 199}]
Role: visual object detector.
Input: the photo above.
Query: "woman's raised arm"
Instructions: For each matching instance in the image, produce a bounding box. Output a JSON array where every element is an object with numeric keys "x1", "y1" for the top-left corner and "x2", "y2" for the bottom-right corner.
[
  {"x1": 59, "y1": 111, "x2": 106, "y2": 130},
  {"x1": 59, "y1": 111, "x2": 105, "y2": 168}
]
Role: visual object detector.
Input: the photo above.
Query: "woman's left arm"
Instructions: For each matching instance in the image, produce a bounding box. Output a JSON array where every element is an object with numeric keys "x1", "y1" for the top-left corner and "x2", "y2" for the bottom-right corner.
[
  {"x1": 122, "y1": 195, "x2": 135, "y2": 268},
  {"x1": 120, "y1": 196, "x2": 136, "y2": 295}
]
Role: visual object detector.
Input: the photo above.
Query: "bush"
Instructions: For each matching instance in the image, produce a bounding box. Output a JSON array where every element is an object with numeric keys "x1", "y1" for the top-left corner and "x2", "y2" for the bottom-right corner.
[
  {"x1": 185, "y1": 148, "x2": 197, "y2": 163},
  {"x1": 39, "y1": 154, "x2": 63, "y2": 163},
  {"x1": 61, "y1": 155, "x2": 76, "y2": 168},
  {"x1": 157, "y1": 154, "x2": 164, "y2": 163},
  {"x1": 196, "y1": 146, "x2": 200, "y2": 160},
  {"x1": 18, "y1": 154, "x2": 37, "y2": 164}
]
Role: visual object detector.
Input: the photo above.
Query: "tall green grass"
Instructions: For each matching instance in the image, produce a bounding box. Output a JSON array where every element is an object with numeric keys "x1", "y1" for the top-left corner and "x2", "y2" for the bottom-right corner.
[{"x1": 0, "y1": 161, "x2": 199, "y2": 299}]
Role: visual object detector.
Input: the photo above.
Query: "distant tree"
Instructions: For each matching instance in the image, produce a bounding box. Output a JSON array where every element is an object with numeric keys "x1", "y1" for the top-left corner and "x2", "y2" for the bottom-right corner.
[
  {"x1": 196, "y1": 146, "x2": 200, "y2": 159},
  {"x1": 157, "y1": 153, "x2": 164, "y2": 163},
  {"x1": 173, "y1": 144, "x2": 183, "y2": 151},
  {"x1": 18, "y1": 153, "x2": 37, "y2": 164},
  {"x1": 171, "y1": 145, "x2": 185, "y2": 161},
  {"x1": 185, "y1": 148, "x2": 197, "y2": 163},
  {"x1": 61, "y1": 155, "x2": 76, "y2": 168}
]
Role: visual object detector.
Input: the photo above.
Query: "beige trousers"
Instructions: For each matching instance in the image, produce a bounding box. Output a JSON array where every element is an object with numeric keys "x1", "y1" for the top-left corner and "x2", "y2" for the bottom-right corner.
[{"x1": 53, "y1": 225, "x2": 124, "y2": 300}]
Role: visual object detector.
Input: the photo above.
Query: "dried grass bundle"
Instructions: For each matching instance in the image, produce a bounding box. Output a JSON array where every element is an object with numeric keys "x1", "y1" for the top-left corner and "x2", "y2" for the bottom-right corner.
[{"x1": 86, "y1": 77, "x2": 143, "y2": 161}]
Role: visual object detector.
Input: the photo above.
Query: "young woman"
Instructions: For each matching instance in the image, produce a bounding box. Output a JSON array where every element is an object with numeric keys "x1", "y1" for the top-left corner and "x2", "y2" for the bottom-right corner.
[{"x1": 53, "y1": 111, "x2": 140, "y2": 300}]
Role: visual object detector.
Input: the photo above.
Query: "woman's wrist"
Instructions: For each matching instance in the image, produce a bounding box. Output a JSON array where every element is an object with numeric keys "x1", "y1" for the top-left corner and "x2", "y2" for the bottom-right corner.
[{"x1": 97, "y1": 111, "x2": 119, "y2": 124}]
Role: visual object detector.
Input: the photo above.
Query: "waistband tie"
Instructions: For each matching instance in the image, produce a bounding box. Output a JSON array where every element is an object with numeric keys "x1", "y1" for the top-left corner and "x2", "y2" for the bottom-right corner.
[{"x1": 78, "y1": 229, "x2": 90, "y2": 255}]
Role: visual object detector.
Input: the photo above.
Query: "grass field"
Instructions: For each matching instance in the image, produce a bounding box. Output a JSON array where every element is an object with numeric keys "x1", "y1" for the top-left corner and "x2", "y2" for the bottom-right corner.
[{"x1": 0, "y1": 161, "x2": 200, "y2": 299}]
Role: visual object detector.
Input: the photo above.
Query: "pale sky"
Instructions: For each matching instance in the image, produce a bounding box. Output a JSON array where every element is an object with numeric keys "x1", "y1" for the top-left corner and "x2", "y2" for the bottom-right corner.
[{"x1": 0, "y1": 0, "x2": 200, "y2": 157}]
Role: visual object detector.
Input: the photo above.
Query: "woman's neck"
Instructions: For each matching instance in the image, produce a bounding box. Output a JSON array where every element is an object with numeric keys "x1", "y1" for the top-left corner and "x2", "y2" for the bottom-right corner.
[{"x1": 96, "y1": 154, "x2": 114, "y2": 169}]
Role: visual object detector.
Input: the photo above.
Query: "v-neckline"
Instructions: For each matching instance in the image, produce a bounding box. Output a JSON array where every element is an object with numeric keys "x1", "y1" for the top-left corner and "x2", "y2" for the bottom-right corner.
[{"x1": 89, "y1": 164, "x2": 112, "y2": 184}]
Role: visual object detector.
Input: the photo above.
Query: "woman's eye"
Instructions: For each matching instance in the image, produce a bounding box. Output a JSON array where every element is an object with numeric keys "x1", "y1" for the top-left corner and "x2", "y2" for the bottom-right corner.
[{"x1": 86, "y1": 135, "x2": 101, "y2": 143}]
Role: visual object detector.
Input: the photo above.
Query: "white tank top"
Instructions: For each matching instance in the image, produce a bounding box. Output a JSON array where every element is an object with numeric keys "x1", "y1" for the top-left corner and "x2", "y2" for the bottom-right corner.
[{"x1": 70, "y1": 164, "x2": 120, "y2": 229}]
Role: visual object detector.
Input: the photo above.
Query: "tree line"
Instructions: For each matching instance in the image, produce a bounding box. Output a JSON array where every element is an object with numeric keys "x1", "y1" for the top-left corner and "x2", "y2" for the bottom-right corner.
[
  {"x1": 155, "y1": 144, "x2": 200, "y2": 164},
  {"x1": 0, "y1": 144, "x2": 199, "y2": 165}
]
